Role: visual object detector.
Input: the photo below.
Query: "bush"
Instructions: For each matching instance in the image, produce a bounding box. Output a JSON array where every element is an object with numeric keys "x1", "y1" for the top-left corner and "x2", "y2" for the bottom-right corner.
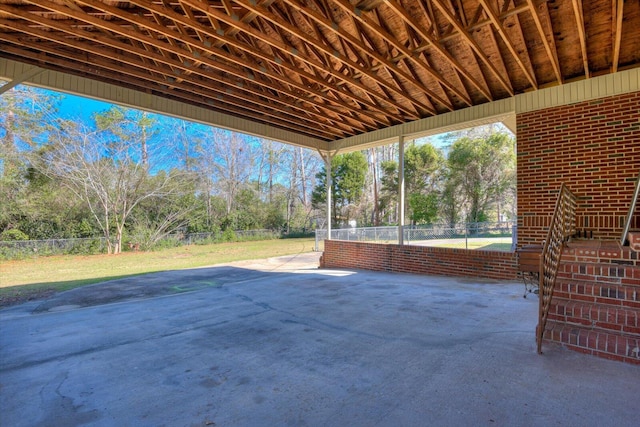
[
  {"x1": 222, "y1": 229, "x2": 237, "y2": 242},
  {"x1": 282, "y1": 229, "x2": 314, "y2": 239},
  {"x1": 1, "y1": 229, "x2": 29, "y2": 241}
]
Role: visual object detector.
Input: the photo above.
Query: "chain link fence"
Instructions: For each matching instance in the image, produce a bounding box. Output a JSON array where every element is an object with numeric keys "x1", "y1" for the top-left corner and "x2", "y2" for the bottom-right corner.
[
  {"x1": 0, "y1": 237, "x2": 108, "y2": 259},
  {"x1": 315, "y1": 221, "x2": 516, "y2": 252},
  {"x1": 162, "y1": 229, "x2": 282, "y2": 246},
  {"x1": 0, "y1": 229, "x2": 284, "y2": 259}
]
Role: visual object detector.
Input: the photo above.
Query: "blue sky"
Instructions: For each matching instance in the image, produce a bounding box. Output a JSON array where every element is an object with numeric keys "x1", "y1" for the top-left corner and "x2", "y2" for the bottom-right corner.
[
  {"x1": 47, "y1": 88, "x2": 507, "y2": 152},
  {"x1": 57, "y1": 92, "x2": 118, "y2": 122}
]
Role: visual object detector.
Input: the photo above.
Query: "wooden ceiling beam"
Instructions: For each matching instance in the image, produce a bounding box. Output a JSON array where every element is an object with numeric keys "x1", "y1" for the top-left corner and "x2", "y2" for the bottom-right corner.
[
  {"x1": 431, "y1": 0, "x2": 514, "y2": 96},
  {"x1": 419, "y1": 0, "x2": 439, "y2": 37},
  {"x1": 332, "y1": 0, "x2": 462, "y2": 109},
  {"x1": 92, "y1": 1, "x2": 357, "y2": 124},
  {"x1": 222, "y1": 0, "x2": 427, "y2": 118},
  {"x1": 214, "y1": 0, "x2": 383, "y2": 117},
  {"x1": 0, "y1": 35, "x2": 344, "y2": 140},
  {"x1": 525, "y1": 0, "x2": 562, "y2": 84},
  {"x1": 75, "y1": 1, "x2": 370, "y2": 131},
  {"x1": 62, "y1": 0, "x2": 379, "y2": 131},
  {"x1": 612, "y1": 0, "x2": 624, "y2": 73},
  {"x1": 454, "y1": 0, "x2": 469, "y2": 26},
  {"x1": 478, "y1": 0, "x2": 537, "y2": 89},
  {"x1": 480, "y1": 15, "x2": 512, "y2": 94},
  {"x1": 2, "y1": 5, "x2": 362, "y2": 136},
  {"x1": 270, "y1": 0, "x2": 442, "y2": 115},
  {"x1": 438, "y1": 3, "x2": 529, "y2": 43},
  {"x1": 571, "y1": 0, "x2": 589, "y2": 78},
  {"x1": 384, "y1": 0, "x2": 491, "y2": 101},
  {"x1": 266, "y1": 1, "x2": 384, "y2": 124},
  {"x1": 505, "y1": 0, "x2": 537, "y2": 89},
  {"x1": 0, "y1": 36, "x2": 347, "y2": 140},
  {"x1": 180, "y1": 0, "x2": 413, "y2": 121}
]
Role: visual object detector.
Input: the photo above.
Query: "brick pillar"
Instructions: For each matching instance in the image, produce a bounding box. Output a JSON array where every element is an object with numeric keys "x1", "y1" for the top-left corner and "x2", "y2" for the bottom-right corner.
[{"x1": 516, "y1": 92, "x2": 640, "y2": 246}]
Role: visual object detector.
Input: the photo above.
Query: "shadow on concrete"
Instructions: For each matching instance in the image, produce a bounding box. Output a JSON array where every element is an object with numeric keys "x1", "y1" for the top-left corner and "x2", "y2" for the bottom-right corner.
[{"x1": 31, "y1": 265, "x2": 282, "y2": 313}]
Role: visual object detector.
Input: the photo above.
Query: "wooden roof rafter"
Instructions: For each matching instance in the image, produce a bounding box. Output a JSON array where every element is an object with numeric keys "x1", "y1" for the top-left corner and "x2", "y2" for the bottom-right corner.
[
  {"x1": 385, "y1": 0, "x2": 491, "y2": 101},
  {"x1": 2, "y1": 3, "x2": 363, "y2": 136},
  {"x1": 501, "y1": 0, "x2": 536, "y2": 87},
  {"x1": 227, "y1": 0, "x2": 433, "y2": 118},
  {"x1": 439, "y1": 1, "x2": 528, "y2": 43},
  {"x1": 273, "y1": 0, "x2": 441, "y2": 114},
  {"x1": 478, "y1": 0, "x2": 537, "y2": 89},
  {"x1": 114, "y1": 0, "x2": 384, "y2": 129},
  {"x1": 333, "y1": 0, "x2": 463, "y2": 109},
  {"x1": 476, "y1": 6, "x2": 513, "y2": 93},
  {"x1": 263, "y1": 1, "x2": 376, "y2": 119},
  {"x1": 0, "y1": 42, "x2": 348, "y2": 142},
  {"x1": 525, "y1": 0, "x2": 561, "y2": 84},
  {"x1": 69, "y1": 0, "x2": 385, "y2": 131},
  {"x1": 1, "y1": 0, "x2": 638, "y2": 146},
  {"x1": 93, "y1": 2, "x2": 382, "y2": 134},
  {"x1": 570, "y1": 0, "x2": 588, "y2": 78},
  {"x1": 182, "y1": 0, "x2": 417, "y2": 121},
  {"x1": 612, "y1": 0, "x2": 624, "y2": 73},
  {"x1": 431, "y1": 0, "x2": 514, "y2": 96},
  {"x1": 0, "y1": 33, "x2": 345, "y2": 140}
]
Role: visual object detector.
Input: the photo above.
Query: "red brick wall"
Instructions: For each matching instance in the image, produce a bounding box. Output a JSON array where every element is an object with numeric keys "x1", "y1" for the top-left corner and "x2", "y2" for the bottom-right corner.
[
  {"x1": 517, "y1": 91, "x2": 640, "y2": 246},
  {"x1": 321, "y1": 240, "x2": 518, "y2": 280}
]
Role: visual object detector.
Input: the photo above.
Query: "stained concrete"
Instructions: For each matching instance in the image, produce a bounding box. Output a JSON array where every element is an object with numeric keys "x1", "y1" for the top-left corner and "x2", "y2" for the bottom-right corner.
[{"x1": 1, "y1": 252, "x2": 638, "y2": 427}]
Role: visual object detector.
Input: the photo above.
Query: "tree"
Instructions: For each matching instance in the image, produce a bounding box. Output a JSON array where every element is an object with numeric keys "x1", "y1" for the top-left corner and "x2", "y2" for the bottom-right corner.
[
  {"x1": 2, "y1": 86, "x2": 330, "y2": 242},
  {"x1": 39, "y1": 108, "x2": 189, "y2": 254},
  {"x1": 94, "y1": 106, "x2": 158, "y2": 166},
  {"x1": 378, "y1": 159, "x2": 399, "y2": 224},
  {"x1": 379, "y1": 143, "x2": 444, "y2": 225},
  {"x1": 289, "y1": 147, "x2": 321, "y2": 231},
  {"x1": 128, "y1": 171, "x2": 197, "y2": 249},
  {"x1": 312, "y1": 152, "x2": 368, "y2": 226},
  {"x1": 404, "y1": 144, "x2": 444, "y2": 224},
  {"x1": 204, "y1": 129, "x2": 256, "y2": 228},
  {"x1": 0, "y1": 86, "x2": 61, "y2": 236},
  {"x1": 447, "y1": 132, "x2": 515, "y2": 224}
]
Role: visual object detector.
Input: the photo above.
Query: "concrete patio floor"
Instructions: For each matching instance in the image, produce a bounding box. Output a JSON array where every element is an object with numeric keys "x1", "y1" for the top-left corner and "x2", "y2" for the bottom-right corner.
[{"x1": 1, "y1": 252, "x2": 638, "y2": 427}]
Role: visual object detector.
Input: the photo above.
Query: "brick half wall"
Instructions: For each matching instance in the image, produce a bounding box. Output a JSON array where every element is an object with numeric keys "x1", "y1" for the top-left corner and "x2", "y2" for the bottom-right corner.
[{"x1": 320, "y1": 240, "x2": 518, "y2": 280}]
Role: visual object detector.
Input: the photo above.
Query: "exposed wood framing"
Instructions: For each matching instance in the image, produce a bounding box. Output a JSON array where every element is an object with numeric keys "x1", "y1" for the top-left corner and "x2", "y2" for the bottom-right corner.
[
  {"x1": 0, "y1": 0, "x2": 637, "y2": 145},
  {"x1": 571, "y1": 0, "x2": 589, "y2": 78},
  {"x1": 612, "y1": 0, "x2": 624, "y2": 73},
  {"x1": 526, "y1": 0, "x2": 562, "y2": 84}
]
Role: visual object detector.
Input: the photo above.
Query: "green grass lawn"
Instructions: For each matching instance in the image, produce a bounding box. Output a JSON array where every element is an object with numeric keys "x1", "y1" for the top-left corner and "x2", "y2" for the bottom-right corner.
[{"x1": 0, "y1": 238, "x2": 315, "y2": 306}]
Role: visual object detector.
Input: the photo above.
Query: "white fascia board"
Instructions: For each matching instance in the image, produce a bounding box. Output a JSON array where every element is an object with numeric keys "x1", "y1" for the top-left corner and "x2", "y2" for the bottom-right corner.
[
  {"x1": 3, "y1": 57, "x2": 638, "y2": 155},
  {"x1": 331, "y1": 98, "x2": 516, "y2": 153},
  {"x1": 329, "y1": 67, "x2": 640, "y2": 153}
]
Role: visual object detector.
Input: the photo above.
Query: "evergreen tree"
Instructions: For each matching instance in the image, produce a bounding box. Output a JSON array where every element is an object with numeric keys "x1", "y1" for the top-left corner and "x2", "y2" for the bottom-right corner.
[{"x1": 312, "y1": 152, "x2": 368, "y2": 227}]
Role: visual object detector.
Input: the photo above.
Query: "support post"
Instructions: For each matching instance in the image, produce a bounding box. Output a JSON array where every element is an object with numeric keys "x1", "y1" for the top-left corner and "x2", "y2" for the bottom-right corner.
[
  {"x1": 398, "y1": 136, "x2": 405, "y2": 245},
  {"x1": 319, "y1": 151, "x2": 334, "y2": 242}
]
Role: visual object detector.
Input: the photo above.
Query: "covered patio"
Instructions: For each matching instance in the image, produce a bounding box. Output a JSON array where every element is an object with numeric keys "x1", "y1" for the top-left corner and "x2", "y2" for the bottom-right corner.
[
  {"x1": 1, "y1": 0, "x2": 639, "y2": 364},
  {"x1": 1, "y1": 253, "x2": 639, "y2": 426}
]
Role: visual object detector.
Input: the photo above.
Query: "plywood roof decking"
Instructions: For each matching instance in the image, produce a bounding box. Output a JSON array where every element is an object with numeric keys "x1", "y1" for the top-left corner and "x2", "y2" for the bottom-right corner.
[{"x1": 0, "y1": 0, "x2": 639, "y2": 145}]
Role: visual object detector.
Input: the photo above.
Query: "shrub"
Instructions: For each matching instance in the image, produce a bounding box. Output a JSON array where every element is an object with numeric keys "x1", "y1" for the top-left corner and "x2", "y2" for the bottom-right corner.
[
  {"x1": 1, "y1": 229, "x2": 29, "y2": 241},
  {"x1": 222, "y1": 229, "x2": 237, "y2": 242}
]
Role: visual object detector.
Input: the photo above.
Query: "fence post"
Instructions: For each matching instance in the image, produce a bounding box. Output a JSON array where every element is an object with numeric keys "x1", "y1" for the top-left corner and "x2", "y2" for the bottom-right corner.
[{"x1": 465, "y1": 224, "x2": 468, "y2": 249}]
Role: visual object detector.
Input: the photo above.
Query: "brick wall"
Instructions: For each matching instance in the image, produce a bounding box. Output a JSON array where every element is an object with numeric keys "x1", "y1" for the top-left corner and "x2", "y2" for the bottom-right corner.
[
  {"x1": 320, "y1": 240, "x2": 518, "y2": 280},
  {"x1": 517, "y1": 91, "x2": 640, "y2": 246}
]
